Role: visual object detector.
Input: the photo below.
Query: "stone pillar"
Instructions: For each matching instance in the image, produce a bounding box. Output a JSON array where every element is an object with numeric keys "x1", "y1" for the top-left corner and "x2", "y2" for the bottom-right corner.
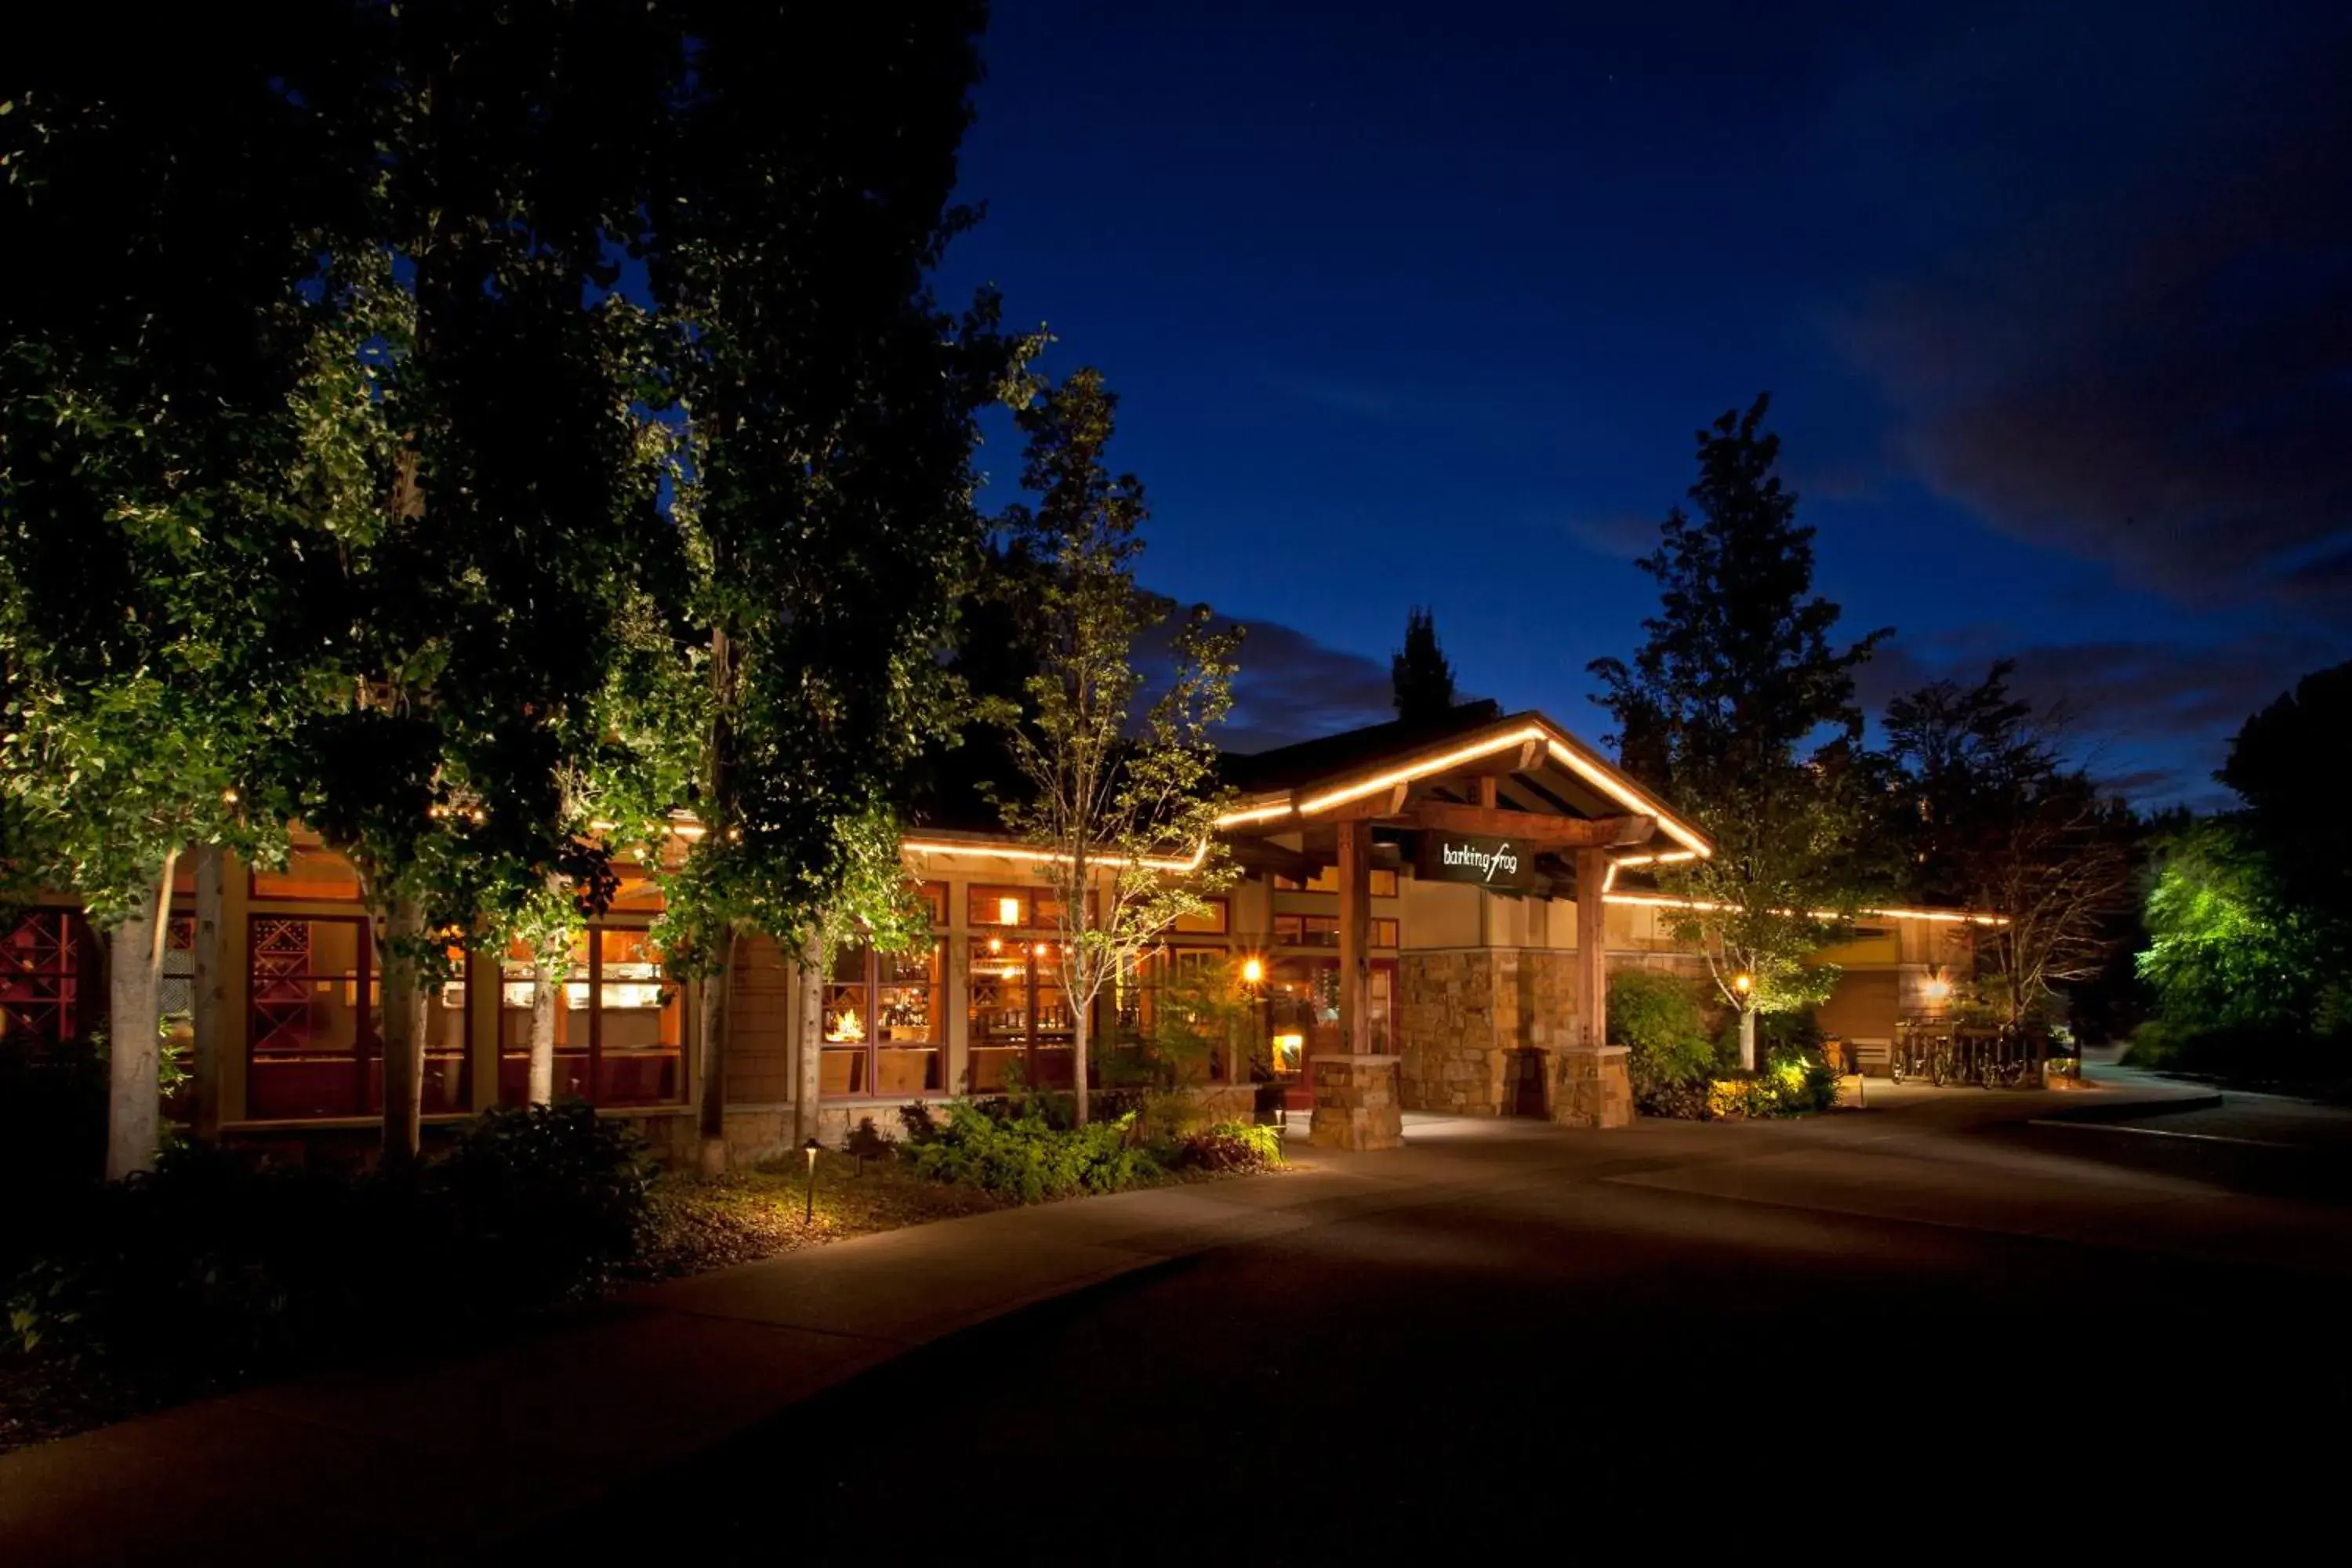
[
  {"x1": 1553, "y1": 1044, "x2": 1632, "y2": 1128},
  {"x1": 1309, "y1": 1053, "x2": 1404, "y2": 1151}
]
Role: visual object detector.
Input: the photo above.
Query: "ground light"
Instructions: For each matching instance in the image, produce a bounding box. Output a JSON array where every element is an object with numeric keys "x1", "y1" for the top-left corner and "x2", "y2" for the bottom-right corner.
[{"x1": 801, "y1": 1138, "x2": 821, "y2": 1223}]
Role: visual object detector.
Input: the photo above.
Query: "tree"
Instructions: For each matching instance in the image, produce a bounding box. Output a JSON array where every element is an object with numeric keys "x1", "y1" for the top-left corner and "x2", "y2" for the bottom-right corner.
[
  {"x1": 1882, "y1": 662, "x2": 2135, "y2": 1037},
  {"x1": 2137, "y1": 816, "x2": 2321, "y2": 1033},
  {"x1": 2219, "y1": 660, "x2": 2352, "y2": 942},
  {"x1": 0, "y1": 17, "x2": 373, "y2": 1174},
  {"x1": 997, "y1": 370, "x2": 1243, "y2": 1125},
  {"x1": 640, "y1": 2, "x2": 1027, "y2": 1169},
  {"x1": 1392, "y1": 607, "x2": 1457, "y2": 723},
  {"x1": 1589, "y1": 396, "x2": 1892, "y2": 1069}
]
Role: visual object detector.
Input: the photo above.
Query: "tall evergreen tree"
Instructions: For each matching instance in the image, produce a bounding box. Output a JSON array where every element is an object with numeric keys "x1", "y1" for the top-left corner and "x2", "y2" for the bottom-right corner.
[
  {"x1": 1391, "y1": 606, "x2": 1457, "y2": 723},
  {"x1": 1590, "y1": 395, "x2": 1891, "y2": 1068}
]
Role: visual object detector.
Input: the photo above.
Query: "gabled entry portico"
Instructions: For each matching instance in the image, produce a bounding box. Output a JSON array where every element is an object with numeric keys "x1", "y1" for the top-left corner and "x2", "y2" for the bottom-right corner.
[{"x1": 1217, "y1": 707, "x2": 1713, "y2": 1145}]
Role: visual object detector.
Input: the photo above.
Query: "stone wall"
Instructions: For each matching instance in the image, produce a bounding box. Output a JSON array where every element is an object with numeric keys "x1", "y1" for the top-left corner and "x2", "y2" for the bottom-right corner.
[{"x1": 1397, "y1": 949, "x2": 1580, "y2": 1116}]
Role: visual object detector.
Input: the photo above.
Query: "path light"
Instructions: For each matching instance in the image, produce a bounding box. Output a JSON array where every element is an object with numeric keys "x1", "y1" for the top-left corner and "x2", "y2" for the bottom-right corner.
[
  {"x1": 1733, "y1": 971, "x2": 1753, "y2": 999},
  {"x1": 801, "y1": 1137, "x2": 821, "y2": 1223}
]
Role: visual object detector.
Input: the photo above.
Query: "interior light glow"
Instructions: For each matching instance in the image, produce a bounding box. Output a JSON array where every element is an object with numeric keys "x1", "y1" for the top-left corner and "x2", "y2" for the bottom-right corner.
[{"x1": 996, "y1": 896, "x2": 1020, "y2": 925}]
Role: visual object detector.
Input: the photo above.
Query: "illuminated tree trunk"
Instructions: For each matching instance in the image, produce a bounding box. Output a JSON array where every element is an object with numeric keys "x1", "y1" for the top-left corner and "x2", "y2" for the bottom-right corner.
[
  {"x1": 190, "y1": 844, "x2": 227, "y2": 1144},
  {"x1": 528, "y1": 872, "x2": 570, "y2": 1105},
  {"x1": 105, "y1": 851, "x2": 177, "y2": 1180},
  {"x1": 795, "y1": 930, "x2": 823, "y2": 1144},
  {"x1": 1738, "y1": 1007, "x2": 1757, "y2": 1073},
  {"x1": 697, "y1": 924, "x2": 737, "y2": 1177},
  {"x1": 379, "y1": 892, "x2": 426, "y2": 1164}
]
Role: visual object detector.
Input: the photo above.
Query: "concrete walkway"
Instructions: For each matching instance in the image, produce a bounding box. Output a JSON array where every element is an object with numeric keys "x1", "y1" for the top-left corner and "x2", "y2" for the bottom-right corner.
[{"x1": 0, "y1": 1072, "x2": 2262, "y2": 1563}]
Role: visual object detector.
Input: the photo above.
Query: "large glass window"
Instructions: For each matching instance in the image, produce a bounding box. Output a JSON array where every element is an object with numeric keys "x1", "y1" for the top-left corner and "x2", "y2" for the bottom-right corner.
[
  {"x1": 966, "y1": 940, "x2": 1079, "y2": 1092},
  {"x1": 496, "y1": 927, "x2": 681, "y2": 1108},
  {"x1": 245, "y1": 916, "x2": 467, "y2": 1120},
  {"x1": 822, "y1": 942, "x2": 942, "y2": 1098},
  {"x1": 0, "y1": 909, "x2": 96, "y2": 1058},
  {"x1": 967, "y1": 884, "x2": 1070, "y2": 931}
]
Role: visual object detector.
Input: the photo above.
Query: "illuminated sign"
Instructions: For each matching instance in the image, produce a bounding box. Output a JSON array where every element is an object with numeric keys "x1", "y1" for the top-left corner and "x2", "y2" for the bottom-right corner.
[{"x1": 1417, "y1": 832, "x2": 1534, "y2": 891}]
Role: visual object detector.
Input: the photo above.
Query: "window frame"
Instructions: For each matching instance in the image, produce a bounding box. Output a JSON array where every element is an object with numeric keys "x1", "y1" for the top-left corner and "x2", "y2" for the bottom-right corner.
[{"x1": 820, "y1": 939, "x2": 944, "y2": 1101}]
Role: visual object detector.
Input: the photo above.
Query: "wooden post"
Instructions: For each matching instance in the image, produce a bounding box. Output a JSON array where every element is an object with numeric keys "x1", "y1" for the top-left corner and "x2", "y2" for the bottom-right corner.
[
  {"x1": 1575, "y1": 847, "x2": 1607, "y2": 1051},
  {"x1": 1337, "y1": 819, "x2": 1372, "y2": 1056},
  {"x1": 190, "y1": 844, "x2": 227, "y2": 1144}
]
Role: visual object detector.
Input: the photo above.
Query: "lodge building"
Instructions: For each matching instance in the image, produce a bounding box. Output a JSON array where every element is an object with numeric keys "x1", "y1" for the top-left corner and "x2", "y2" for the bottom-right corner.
[{"x1": 0, "y1": 704, "x2": 1987, "y2": 1163}]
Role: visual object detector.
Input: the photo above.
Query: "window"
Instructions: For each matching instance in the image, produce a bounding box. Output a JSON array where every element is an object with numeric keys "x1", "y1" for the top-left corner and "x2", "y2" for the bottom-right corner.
[
  {"x1": 1273, "y1": 915, "x2": 1399, "y2": 948},
  {"x1": 250, "y1": 842, "x2": 364, "y2": 902},
  {"x1": 967, "y1": 884, "x2": 1067, "y2": 930},
  {"x1": 1272, "y1": 867, "x2": 1399, "y2": 897},
  {"x1": 246, "y1": 916, "x2": 467, "y2": 1120},
  {"x1": 1114, "y1": 946, "x2": 1232, "y2": 1077},
  {"x1": 0, "y1": 909, "x2": 96, "y2": 1058},
  {"x1": 1171, "y1": 898, "x2": 1229, "y2": 935},
  {"x1": 497, "y1": 927, "x2": 682, "y2": 1108},
  {"x1": 822, "y1": 943, "x2": 942, "y2": 1097},
  {"x1": 965, "y1": 939, "x2": 1076, "y2": 1092}
]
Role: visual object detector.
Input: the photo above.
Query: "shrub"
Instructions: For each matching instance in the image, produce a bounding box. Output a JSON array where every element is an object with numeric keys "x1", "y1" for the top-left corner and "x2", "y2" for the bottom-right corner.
[
  {"x1": 899, "y1": 1101, "x2": 1161, "y2": 1203},
  {"x1": 1171, "y1": 1120, "x2": 1283, "y2": 1174},
  {"x1": 5, "y1": 1101, "x2": 652, "y2": 1388},
  {"x1": 1703, "y1": 1058, "x2": 1839, "y2": 1120},
  {"x1": 1610, "y1": 970, "x2": 1719, "y2": 1118}
]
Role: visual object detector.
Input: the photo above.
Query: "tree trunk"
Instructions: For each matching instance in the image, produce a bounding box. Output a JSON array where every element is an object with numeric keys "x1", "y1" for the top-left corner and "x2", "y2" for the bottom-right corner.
[
  {"x1": 1738, "y1": 1007, "x2": 1757, "y2": 1073},
  {"x1": 795, "y1": 929, "x2": 823, "y2": 1145},
  {"x1": 696, "y1": 924, "x2": 738, "y2": 1176},
  {"x1": 1069, "y1": 854, "x2": 1090, "y2": 1127},
  {"x1": 379, "y1": 893, "x2": 426, "y2": 1165},
  {"x1": 190, "y1": 843, "x2": 227, "y2": 1145},
  {"x1": 104, "y1": 851, "x2": 177, "y2": 1180},
  {"x1": 528, "y1": 877, "x2": 571, "y2": 1105}
]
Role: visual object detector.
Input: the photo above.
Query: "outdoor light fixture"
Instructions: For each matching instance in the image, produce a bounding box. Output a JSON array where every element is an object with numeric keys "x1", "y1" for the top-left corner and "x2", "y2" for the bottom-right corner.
[
  {"x1": 801, "y1": 1137, "x2": 821, "y2": 1222},
  {"x1": 987, "y1": 935, "x2": 1003, "y2": 954},
  {"x1": 1240, "y1": 956, "x2": 1265, "y2": 985},
  {"x1": 1923, "y1": 969, "x2": 1953, "y2": 1004},
  {"x1": 1733, "y1": 971, "x2": 1754, "y2": 997}
]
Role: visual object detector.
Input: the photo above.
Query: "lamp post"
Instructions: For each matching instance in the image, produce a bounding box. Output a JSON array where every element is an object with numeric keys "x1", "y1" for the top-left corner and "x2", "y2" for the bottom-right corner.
[{"x1": 801, "y1": 1136, "x2": 821, "y2": 1224}]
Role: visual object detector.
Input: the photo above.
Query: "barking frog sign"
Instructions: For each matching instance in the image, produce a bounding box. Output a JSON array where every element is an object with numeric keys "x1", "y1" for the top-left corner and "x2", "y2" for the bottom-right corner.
[{"x1": 1418, "y1": 832, "x2": 1534, "y2": 891}]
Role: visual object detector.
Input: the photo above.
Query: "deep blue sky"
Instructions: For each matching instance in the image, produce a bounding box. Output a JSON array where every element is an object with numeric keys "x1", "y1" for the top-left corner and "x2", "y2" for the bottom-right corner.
[{"x1": 937, "y1": 1, "x2": 2352, "y2": 807}]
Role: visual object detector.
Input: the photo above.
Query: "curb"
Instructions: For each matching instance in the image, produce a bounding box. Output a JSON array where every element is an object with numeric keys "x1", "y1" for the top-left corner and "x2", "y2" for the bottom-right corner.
[{"x1": 2034, "y1": 1091, "x2": 2227, "y2": 1125}]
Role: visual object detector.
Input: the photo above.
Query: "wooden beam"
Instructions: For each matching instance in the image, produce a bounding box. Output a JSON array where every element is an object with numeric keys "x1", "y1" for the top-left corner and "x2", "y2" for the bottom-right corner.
[
  {"x1": 1316, "y1": 783, "x2": 1410, "y2": 822},
  {"x1": 1575, "y1": 846, "x2": 1607, "y2": 1051},
  {"x1": 1337, "y1": 819, "x2": 1371, "y2": 1056},
  {"x1": 1403, "y1": 801, "x2": 1654, "y2": 848}
]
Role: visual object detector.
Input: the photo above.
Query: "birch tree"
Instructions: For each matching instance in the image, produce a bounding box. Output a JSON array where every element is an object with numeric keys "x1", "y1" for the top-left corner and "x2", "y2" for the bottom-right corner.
[{"x1": 997, "y1": 371, "x2": 1242, "y2": 1125}]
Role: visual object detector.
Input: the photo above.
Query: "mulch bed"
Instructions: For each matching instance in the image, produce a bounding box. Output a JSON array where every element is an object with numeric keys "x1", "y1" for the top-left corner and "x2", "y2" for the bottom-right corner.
[{"x1": 628, "y1": 1155, "x2": 1009, "y2": 1281}]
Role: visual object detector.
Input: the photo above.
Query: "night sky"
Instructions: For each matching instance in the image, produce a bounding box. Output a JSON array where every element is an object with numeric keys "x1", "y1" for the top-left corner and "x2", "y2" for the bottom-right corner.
[{"x1": 937, "y1": 1, "x2": 2352, "y2": 808}]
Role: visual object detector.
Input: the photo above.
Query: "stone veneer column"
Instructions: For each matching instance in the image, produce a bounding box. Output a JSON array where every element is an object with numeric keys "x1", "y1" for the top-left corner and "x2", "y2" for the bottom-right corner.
[{"x1": 1309, "y1": 1053, "x2": 1404, "y2": 1150}]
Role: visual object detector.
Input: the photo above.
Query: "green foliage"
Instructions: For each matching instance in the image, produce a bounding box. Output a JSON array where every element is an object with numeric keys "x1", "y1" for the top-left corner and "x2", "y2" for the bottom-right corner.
[
  {"x1": 2136, "y1": 817, "x2": 2321, "y2": 1033},
  {"x1": 1171, "y1": 1121, "x2": 1283, "y2": 1174},
  {"x1": 1590, "y1": 396, "x2": 1892, "y2": 1022},
  {"x1": 3, "y1": 1104, "x2": 651, "y2": 1387},
  {"x1": 1702, "y1": 1060, "x2": 1838, "y2": 1120},
  {"x1": 1610, "y1": 970, "x2": 1719, "y2": 1080},
  {"x1": 898, "y1": 1100, "x2": 1160, "y2": 1203},
  {"x1": 1391, "y1": 606, "x2": 1457, "y2": 723}
]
